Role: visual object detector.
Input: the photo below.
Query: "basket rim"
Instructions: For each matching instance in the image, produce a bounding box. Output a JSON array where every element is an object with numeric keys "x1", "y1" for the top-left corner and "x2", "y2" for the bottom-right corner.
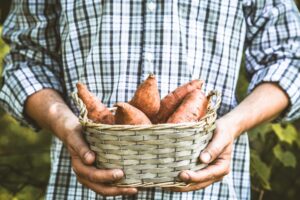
[{"x1": 71, "y1": 90, "x2": 221, "y2": 130}]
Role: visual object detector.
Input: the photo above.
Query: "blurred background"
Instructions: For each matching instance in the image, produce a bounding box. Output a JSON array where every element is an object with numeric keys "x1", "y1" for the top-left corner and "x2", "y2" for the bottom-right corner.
[{"x1": 0, "y1": 1, "x2": 300, "y2": 200}]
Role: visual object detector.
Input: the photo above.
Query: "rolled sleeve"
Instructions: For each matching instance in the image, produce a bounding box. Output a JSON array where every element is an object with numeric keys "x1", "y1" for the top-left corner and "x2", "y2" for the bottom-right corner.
[
  {"x1": 0, "y1": 0, "x2": 63, "y2": 129},
  {"x1": 244, "y1": 0, "x2": 300, "y2": 122},
  {"x1": 0, "y1": 62, "x2": 63, "y2": 128},
  {"x1": 247, "y1": 59, "x2": 300, "y2": 121}
]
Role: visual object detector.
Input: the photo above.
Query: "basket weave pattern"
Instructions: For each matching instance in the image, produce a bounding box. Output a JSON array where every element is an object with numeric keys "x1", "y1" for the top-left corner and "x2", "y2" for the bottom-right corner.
[{"x1": 72, "y1": 91, "x2": 221, "y2": 188}]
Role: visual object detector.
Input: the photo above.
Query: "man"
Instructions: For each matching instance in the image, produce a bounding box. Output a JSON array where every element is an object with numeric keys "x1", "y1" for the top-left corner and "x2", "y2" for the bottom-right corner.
[{"x1": 1, "y1": 0, "x2": 299, "y2": 199}]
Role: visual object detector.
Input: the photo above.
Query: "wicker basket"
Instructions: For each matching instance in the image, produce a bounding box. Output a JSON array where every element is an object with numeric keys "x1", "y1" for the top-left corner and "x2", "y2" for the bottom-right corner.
[{"x1": 72, "y1": 90, "x2": 221, "y2": 188}]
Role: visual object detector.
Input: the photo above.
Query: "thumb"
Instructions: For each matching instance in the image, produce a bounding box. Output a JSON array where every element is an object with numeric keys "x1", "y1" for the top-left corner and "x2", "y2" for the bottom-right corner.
[
  {"x1": 66, "y1": 131, "x2": 95, "y2": 165},
  {"x1": 199, "y1": 135, "x2": 225, "y2": 164}
]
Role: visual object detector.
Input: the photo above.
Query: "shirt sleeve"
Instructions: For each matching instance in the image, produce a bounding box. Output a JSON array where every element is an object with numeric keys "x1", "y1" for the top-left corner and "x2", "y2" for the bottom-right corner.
[
  {"x1": 243, "y1": 0, "x2": 300, "y2": 122},
  {"x1": 0, "y1": 0, "x2": 63, "y2": 128}
]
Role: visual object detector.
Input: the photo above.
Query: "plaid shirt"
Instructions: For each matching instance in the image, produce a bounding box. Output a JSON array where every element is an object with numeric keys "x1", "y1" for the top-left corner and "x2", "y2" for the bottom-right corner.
[{"x1": 1, "y1": 0, "x2": 300, "y2": 199}]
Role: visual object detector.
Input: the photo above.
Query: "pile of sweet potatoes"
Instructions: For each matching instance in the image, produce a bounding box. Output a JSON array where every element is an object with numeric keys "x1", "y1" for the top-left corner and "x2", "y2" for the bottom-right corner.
[{"x1": 76, "y1": 74, "x2": 209, "y2": 125}]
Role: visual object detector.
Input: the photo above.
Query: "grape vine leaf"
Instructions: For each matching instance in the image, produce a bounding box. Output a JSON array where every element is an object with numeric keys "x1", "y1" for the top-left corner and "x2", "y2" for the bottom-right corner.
[
  {"x1": 250, "y1": 150, "x2": 271, "y2": 190},
  {"x1": 272, "y1": 124, "x2": 298, "y2": 145},
  {"x1": 273, "y1": 144, "x2": 297, "y2": 168},
  {"x1": 249, "y1": 123, "x2": 272, "y2": 142}
]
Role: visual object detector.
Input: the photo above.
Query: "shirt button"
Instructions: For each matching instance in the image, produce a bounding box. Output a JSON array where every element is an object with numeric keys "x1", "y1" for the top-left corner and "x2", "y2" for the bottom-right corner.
[
  {"x1": 145, "y1": 53, "x2": 154, "y2": 62},
  {"x1": 147, "y1": 1, "x2": 156, "y2": 12}
]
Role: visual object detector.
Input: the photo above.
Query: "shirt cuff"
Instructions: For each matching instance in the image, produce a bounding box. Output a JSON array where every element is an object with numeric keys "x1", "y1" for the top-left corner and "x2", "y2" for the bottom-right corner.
[
  {"x1": 247, "y1": 59, "x2": 300, "y2": 122},
  {"x1": 0, "y1": 62, "x2": 63, "y2": 130}
]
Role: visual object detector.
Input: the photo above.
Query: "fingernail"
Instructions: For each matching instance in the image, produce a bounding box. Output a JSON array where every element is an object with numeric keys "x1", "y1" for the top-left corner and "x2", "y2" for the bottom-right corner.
[
  {"x1": 129, "y1": 188, "x2": 138, "y2": 194},
  {"x1": 200, "y1": 152, "x2": 211, "y2": 163},
  {"x1": 84, "y1": 151, "x2": 93, "y2": 162},
  {"x1": 113, "y1": 170, "x2": 124, "y2": 180},
  {"x1": 180, "y1": 171, "x2": 190, "y2": 181}
]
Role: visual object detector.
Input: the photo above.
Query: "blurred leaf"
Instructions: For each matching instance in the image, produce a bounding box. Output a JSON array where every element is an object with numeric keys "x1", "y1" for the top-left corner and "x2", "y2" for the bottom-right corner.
[
  {"x1": 249, "y1": 123, "x2": 272, "y2": 142},
  {"x1": 14, "y1": 185, "x2": 44, "y2": 200},
  {"x1": 296, "y1": 0, "x2": 300, "y2": 9},
  {"x1": 0, "y1": 26, "x2": 9, "y2": 86},
  {"x1": 273, "y1": 144, "x2": 297, "y2": 168},
  {"x1": 296, "y1": 124, "x2": 300, "y2": 148},
  {"x1": 272, "y1": 124, "x2": 298, "y2": 145},
  {"x1": 0, "y1": 188, "x2": 13, "y2": 200},
  {"x1": 250, "y1": 150, "x2": 271, "y2": 190},
  {"x1": 0, "y1": 1, "x2": 12, "y2": 24}
]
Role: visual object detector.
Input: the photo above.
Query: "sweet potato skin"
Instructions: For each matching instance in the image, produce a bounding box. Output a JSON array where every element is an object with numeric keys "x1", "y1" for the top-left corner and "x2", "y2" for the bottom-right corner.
[
  {"x1": 153, "y1": 79, "x2": 203, "y2": 123},
  {"x1": 167, "y1": 89, "x2": 208, "y2": 123},
  {"x1": 114, "y1": 102, "x2": 152, "y2": 125},
  {"x1": 130, "y1": 74, "x2": 160, "y2": 119},
  {"x1": 76, "y1": 82, "x2": 114, "y2": 124}
]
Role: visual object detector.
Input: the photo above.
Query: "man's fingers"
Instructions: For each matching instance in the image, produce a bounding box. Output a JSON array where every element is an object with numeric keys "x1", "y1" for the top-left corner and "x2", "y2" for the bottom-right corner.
[
  {"x1": 165, "y1": 177, "x2": 222, "y2": 192},
  {"x1": 200, "y1": 140, "x2": 225, "y2": 164},
  {"x1": 72, "y1": 157, "x2": 124, "y2": 183},
  {"x1": 171, "y1": 160, "x2": 228, "y2": 192},
  {"x1": 67, "y1": 131, "x2": 95, "y2": 165},
  {"x1": 199, "y1": 132, "x2": 229, "y2": 164},
  {"x1": 78, "y1": 177, "x2": 138, "y2": 196},
  {"x1": 179, "y1": 159, "x2": 230, "y2": 183}
]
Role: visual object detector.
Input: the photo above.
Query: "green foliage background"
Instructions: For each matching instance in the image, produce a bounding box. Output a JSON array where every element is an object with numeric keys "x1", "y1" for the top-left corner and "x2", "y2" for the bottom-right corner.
[{"x1": 0, "y1": 1, "x2": 300, "y2": 200}]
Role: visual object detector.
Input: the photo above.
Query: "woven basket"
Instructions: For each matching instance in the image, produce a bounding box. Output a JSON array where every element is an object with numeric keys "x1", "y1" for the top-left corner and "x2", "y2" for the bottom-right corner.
[{"x1": 72, "y1": 90, "x2": 221, "y2": 188}]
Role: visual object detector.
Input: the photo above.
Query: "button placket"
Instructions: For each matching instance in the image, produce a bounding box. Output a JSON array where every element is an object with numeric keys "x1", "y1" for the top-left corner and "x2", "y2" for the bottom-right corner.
[
  {"x1": 142, "y1": 1, "x2": 157, "y2": 76},
  {"x1": 144, "y1": 52, "x2": 154, "y2": 74},
  {"x1": 145, "y1": 52, "x2": 154, "y2": 63},
  {"x1": 147, "y1": 1, "x2": 156, "y2": 12}
]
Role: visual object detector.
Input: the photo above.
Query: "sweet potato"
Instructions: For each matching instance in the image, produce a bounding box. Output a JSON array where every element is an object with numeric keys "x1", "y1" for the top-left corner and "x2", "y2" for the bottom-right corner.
[
  {"x1": 167, "y1": 89, "x2": 208, "y2": 123},
  {"x1": 129, "y1": 74, "x2": 160, "y2": 119},
  {"x1": 114, "y1": 102, "x2": 152, "y2": 125},
  {"x1": 153, "y1": 79, "x2": 203, "y2": 123},
  {"x1": 76, "y1": 82, "x2": 114, "y2": 124}
]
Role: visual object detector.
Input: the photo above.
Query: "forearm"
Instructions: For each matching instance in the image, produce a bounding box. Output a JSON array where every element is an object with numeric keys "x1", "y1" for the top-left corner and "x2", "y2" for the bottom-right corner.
[
  {"x1": 25, "y1": 89, "x2": 79, "y2": 142},
  {"x1": 222, "y1": 83, "x2": 289, "y2": 139}
]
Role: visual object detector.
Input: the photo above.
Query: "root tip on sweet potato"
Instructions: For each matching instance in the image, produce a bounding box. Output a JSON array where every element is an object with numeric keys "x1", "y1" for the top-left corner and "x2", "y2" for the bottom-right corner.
[{"x1": 76, "y1": 82, "x2": 114, "y2": 124}]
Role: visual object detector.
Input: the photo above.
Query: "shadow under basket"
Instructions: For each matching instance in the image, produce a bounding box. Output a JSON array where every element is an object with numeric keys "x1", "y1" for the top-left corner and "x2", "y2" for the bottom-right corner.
[{"x1": 72, "y1": 90, "x2": 221, "y2": 188}]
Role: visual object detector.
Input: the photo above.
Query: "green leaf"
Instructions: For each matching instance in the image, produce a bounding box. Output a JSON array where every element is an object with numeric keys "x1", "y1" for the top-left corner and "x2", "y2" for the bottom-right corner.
[
  {"x1": 249, "y1": 123, "x2": 272, "y2": 142},
  {"x1": 250, "y1": 151, "x2": 271, "y2": 190},
  {"x1": 272, "y1": 124, "x2": 298, "y2": 145},
  {"x1": 295, "y1": 123, "x2": 300, "y2": 148},
  {"x1": 0, "y1": 26, "x2": 10, "y2": 86},
  {"x1": 273, "y1": 144, "x2": 297, "y2": 168}
]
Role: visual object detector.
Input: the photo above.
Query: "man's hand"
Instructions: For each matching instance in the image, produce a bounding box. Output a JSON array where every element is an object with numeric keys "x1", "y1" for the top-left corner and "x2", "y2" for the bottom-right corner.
[
  {"x1": 25, "y1": 89, "x2": 138, "y2": 196},
  {"x1": 166, "y1": 83, "x2": 289, "y2": 192},
  {"x1": 166, "y1": 118, "x2": 235, "y2": 192},
  {"x1": 63, "y1": 119, "x2": 138, "y2": 196}
]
